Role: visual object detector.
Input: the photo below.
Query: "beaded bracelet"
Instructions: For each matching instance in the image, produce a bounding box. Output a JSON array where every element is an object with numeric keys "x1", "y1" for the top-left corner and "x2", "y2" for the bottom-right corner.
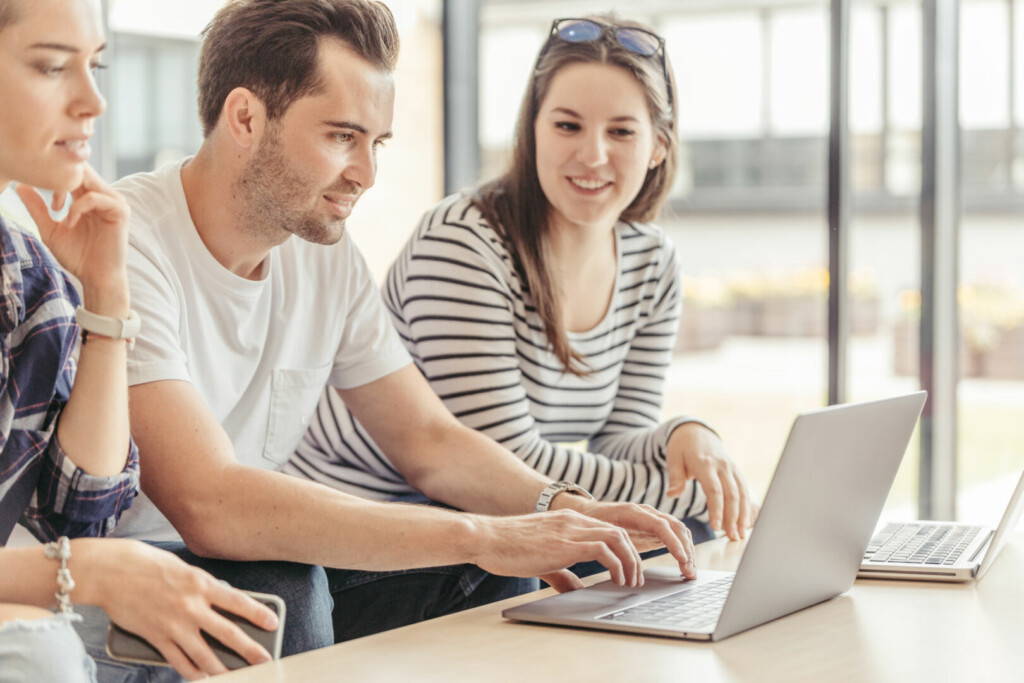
[{"x1": 42, "y1": 536, "x2": 76, "y2": 616}]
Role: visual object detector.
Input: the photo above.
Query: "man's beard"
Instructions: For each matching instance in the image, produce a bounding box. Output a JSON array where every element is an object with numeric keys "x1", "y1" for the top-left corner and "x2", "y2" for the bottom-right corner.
[{"x1": 234, "y1": 126, "x2": 347, "y2": 246}]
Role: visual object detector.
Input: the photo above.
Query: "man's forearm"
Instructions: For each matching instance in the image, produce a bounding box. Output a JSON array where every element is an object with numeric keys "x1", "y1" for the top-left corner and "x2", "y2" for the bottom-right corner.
[
  {"x1": 180, "y1": 464, "x2": 490, "y2": 570},
  {"x1": 396, "y1": 421, "x2": 552, "y2": 516}
]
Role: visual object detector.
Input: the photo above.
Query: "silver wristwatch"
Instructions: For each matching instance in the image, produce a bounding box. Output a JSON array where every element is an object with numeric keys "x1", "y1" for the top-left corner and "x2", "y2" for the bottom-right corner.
[
  {"x1": 75, "y1": 306, "x2": 140, "y2": 345},
  {"x1": 535, "y1": 480, "x2": 594, "y2": 512}
]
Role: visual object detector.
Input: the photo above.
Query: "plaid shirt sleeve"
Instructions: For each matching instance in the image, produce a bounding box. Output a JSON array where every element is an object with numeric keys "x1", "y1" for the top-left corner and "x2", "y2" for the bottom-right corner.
[
  {"x1": 0, "y1": 219, "x2": 139, "y2": 542},
  {"x1": 24, "y1": 431, "x2": 140, "y2": 540}
]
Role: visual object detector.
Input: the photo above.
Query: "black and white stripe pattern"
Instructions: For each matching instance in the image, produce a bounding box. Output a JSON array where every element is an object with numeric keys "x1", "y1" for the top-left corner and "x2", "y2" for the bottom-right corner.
[{"x1": 285, "y1": 193, "x2": 707, "y2": 520}]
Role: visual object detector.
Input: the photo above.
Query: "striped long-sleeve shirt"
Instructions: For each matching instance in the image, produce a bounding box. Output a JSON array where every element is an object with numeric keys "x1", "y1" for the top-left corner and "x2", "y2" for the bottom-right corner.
[
  {"x1": 0, "y1": 215, "x2": 139, "y2": 543},
  {"x1": 287, "y1": 193, "x2": 708, "y2": 520}
]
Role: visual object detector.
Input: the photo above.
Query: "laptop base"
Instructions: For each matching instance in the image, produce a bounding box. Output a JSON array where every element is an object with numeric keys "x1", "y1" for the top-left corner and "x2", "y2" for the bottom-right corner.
[
  {"x1": 502, "y1": 568, "x2": 729, "y2": 641},
  {"x1": 856, "y1": 565, "x2": 976, "y2": 582}
]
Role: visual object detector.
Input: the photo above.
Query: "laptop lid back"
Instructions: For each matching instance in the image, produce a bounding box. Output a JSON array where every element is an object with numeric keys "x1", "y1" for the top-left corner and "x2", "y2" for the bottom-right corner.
[
  {"x1": 975, "y1": 469, "x2": 1024, "y2": 581},
  {"x1": 713, "y1": 392, "x2": 927, "y2": 640}
]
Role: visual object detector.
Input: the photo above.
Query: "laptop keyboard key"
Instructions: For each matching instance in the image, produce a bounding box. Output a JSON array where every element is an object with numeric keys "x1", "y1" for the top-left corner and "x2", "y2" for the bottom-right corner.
[{"x1": 599, "y1": 576, "x2": 734, "y2": 629}]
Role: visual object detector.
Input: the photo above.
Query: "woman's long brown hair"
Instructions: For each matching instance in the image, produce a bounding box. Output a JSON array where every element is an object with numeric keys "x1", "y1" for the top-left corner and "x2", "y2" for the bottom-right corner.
[{"x1": 473, "y1": 15, "x2": 680, "y2": 375}]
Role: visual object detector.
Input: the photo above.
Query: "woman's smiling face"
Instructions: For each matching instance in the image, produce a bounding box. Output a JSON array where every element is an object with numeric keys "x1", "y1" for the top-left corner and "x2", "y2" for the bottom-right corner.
[{"x1": 534, "y1": 61, "x2": 665, "y2": 234}]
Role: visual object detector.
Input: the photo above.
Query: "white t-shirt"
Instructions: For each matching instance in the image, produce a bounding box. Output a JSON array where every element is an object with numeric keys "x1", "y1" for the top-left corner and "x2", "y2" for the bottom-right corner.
[{"x1": 111, "y1": 159, "x2": 411, "y2": 542}]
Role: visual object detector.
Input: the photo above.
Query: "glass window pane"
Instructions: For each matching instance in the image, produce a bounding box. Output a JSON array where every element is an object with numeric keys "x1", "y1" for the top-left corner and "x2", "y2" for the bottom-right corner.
[
  {"x1": 1014, "y1": 0, "x2": 1024, "y2": 190},
  {"x1": 479, "y1": 25, "x2": 544, "y2": 178},
  {"x1": 849, "y1": 0, "x2": 922, "y2": 519},
  {"x1": 768, "y1": 8, "x2": 829, "y2": 135},
  {"x1": 850, "y1": 5, "x2": 883, "y2": 135},
  {"x1": 960, "y1": 0, "x2": 1009, "y2": 130},
  {"x1": 887, "y1": 4, "x2": 921, "y2": 197},
  {"x1": 112, "y1": 47, "x2": 150, "y2": 164},
  {"x1": 666, "y1": 2, "x2": 829, "y2": 502},
  {"x1": 958, "y1": 0, "x2": 1024, "y2": 525},
  {"x1": 1017, "y1": 0, "x2": 1024, "y2": 129},
  {"x1": 663, "y1": 13, "x2": 763, "y2": 138}
]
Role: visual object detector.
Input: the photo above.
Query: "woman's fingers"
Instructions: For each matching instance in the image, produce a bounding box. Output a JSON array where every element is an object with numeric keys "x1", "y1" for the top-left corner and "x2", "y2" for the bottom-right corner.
[
  {"x1": 61, "y1": 190, "x2": 123, "y2": 231},
  {"x1": 699, "y1": 469, "x2": 725, "y2": 533},
  {"x1": 719, "y1": 466, "x2": 741, "y2": 540},
  {"x1": 175, "y1": 629, "x2": 229, "y2": 678},
  {"x1": 78, "y1": 161, "x2": 110, "y2": 190},
  {"x1": 197, "y1": 610, "x2": 272, "y2": 668},
  {"x1": 13, "y1": 184, "x2": 58, "y2": 237},
  {"x1": 666, "y1": 449, "x2": 688, "y2": 498},
  {"x1": 209, "y1": 583, "x2": 279, "y2": 633},
  {"x1": 149, "y1": 637, "x2": 204, "y2": 681}
]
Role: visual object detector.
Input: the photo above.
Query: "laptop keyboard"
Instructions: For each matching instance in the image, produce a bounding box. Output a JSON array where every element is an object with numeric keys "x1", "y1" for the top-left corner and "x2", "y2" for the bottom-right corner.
[
  {"x1": 598, "y1": 575, "x2": 733, "y2": 632},
  {"x1": 864, "y1": 523, "x2": 983, "y2": 565}
]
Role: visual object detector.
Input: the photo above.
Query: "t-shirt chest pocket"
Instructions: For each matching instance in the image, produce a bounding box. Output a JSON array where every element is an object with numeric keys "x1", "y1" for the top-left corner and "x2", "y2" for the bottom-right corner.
[{"x1": 263, "y1": 364, "x2": 332, "y2": 465}]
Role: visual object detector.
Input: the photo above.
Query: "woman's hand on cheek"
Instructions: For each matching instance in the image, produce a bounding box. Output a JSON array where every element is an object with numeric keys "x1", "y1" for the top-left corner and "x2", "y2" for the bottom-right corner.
[{"x1": 15, "y1": 164, "x2": 130, "y2": 315}]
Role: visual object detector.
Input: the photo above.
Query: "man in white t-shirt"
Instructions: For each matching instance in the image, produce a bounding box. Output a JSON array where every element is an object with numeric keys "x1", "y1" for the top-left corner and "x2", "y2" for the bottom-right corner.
[{"x1": 77, "y1": 2, "x2": 700, "y2": 677}]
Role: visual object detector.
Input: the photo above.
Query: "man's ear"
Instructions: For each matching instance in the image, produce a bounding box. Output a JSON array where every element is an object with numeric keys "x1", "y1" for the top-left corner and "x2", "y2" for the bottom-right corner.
[{"x1": 220, "y1": 87, "x2": 267, "y2": 150}]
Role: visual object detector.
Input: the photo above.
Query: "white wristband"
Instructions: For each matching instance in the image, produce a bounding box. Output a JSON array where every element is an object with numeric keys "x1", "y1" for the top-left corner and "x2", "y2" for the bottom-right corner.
[{"x1": 75, "y1": 306, "x2": 140, "y2": 347}]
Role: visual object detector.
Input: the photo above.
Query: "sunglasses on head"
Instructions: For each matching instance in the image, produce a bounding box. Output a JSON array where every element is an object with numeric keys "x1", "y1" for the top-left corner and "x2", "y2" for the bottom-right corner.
[{"x1": 534, "y1": 18, "x2": 674, "y2": 114}]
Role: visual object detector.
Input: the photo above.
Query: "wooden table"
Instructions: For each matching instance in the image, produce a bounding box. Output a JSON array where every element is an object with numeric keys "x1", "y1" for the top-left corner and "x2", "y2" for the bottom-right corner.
[{"x1": 219, "y1": 533, "x2": 1024, "y2": 682}]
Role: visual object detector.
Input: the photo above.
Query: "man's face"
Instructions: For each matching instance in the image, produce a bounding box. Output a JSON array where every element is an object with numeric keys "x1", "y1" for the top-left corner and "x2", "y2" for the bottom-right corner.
[{"x1": 236, "y1": 38, "x2": 395, "y2": 245}]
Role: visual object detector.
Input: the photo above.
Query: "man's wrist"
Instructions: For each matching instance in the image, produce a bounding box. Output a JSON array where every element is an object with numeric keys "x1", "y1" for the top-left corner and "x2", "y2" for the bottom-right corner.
[
  {"x1": 537, "y1": 481, "x2": 594, "y2": 513},
  {"x1": 454, "y1": 514, "x2": 489, "y2": 566},
  {"x1": 547, "y1": 491, "x2": 593, "y2": 513}
]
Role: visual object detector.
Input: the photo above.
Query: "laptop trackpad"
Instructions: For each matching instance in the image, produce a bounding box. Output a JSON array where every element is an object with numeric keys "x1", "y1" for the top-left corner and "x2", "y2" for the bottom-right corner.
[{"x1": 505, "y1": 568, "x2": 734, "y2": 621}]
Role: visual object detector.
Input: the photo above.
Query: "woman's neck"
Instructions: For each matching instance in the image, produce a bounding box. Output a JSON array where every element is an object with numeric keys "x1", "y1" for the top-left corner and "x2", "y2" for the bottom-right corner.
[
  {"x1": 546, "y1": 212, "x2": 619, "y2": 333},
  {"x1": 546, "y1": 213, "x2": 616, "y2": 278}
]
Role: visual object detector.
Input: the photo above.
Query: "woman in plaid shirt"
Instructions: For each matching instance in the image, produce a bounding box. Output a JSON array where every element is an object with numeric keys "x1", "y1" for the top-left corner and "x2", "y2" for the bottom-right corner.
[{"x1": 0, "y1": 1, "x2": 280, "y2": 680}]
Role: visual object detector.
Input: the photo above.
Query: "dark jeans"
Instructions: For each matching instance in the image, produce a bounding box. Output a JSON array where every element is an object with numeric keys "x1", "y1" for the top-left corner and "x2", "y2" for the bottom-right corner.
[
  {"x1": 75, "y1": 542, "x2": 532, "y2": 683},
  {"x1": 152, "y1": 542, "x2": 532, "y2": 651}
]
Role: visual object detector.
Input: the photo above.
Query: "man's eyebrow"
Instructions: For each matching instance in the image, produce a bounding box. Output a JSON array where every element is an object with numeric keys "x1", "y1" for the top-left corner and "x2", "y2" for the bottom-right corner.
[
  {"x1": 322, "y1": 120, "x2": 393, "y2": 140},
  {"x1": 29, "y1": 42, "x2": 107, "y2": 54}
]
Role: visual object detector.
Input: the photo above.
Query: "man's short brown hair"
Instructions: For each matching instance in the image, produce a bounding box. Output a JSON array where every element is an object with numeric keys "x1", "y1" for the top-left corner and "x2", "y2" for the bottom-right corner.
[{"x1": 198, "y1": 0, "x2": 399, "y2": 137}]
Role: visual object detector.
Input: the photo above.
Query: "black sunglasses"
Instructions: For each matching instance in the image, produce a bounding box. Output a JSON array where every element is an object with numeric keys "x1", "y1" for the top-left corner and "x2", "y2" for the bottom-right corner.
[{"x1": 534, "y1": 18, "x2": 674, "y2": 114}]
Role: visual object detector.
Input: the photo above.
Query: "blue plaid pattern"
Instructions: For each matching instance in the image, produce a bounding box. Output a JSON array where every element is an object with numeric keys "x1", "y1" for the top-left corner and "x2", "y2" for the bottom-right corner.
[{"x1": 0, "y1": 214, "x2": 138, "y2": 542}]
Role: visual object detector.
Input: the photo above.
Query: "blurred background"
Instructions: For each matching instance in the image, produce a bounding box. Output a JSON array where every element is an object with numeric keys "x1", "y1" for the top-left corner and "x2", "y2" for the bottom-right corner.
[{"x1": 1, "y1": 0, "x2": 1020, "y2": 526}]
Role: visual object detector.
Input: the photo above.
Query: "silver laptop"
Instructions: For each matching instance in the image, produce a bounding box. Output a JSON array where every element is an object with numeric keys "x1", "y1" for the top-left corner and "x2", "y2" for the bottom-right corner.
[
  {"x1": 503, "y1": 392, "x2": 927, "y2": 642},
  {"x1": 859, "y1": 469, "x2": 1024, "y2": 582}
]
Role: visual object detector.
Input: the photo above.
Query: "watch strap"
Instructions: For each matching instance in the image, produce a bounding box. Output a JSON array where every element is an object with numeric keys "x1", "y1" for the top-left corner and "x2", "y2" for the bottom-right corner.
[
  {"x1": 75, "y1": 307, "x2": 141, "y2": 341},
  {"x1": 535, "y1": 480, "x2": 594, "y2": 513}
]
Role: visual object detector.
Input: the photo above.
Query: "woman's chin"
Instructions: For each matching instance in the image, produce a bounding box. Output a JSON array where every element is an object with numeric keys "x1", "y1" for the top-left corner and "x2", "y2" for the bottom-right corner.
[{"x1": 24, "y1": 164, "x2": 83, "y2": 194}]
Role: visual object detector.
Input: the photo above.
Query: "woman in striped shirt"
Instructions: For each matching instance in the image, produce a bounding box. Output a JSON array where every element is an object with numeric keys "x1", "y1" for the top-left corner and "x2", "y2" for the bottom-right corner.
[
  {"x1": 290, "y1": 15, "x2": 757, "y2": 545},
  {"x1": 0, "y1": 1, "x2": 277, "y2": 680}
]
